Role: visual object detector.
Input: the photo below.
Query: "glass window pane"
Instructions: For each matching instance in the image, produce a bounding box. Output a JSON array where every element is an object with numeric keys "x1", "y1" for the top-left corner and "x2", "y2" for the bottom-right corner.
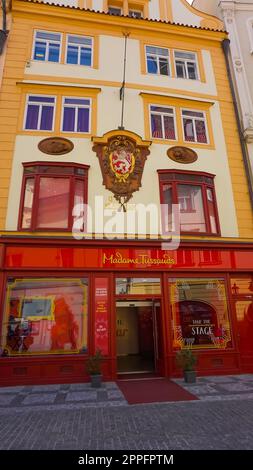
[
  {"x1": 68, "y1": 36, "x2": 92, "y2": 45},
  {"x1": 36, "y1": 31, "x2": 61, "y2": 41},
  {"x1": 183, "y1": 118, "x2": 195, "y2": 142},
  {"x1": 207, "y1": 188, "x2": 217, "y2": 234},
  {"x1": 25, "y1": 105, "x2": 39, "y2": 130},
  {"x1": 34, "y1": 41, "x2": 46, "y2": 61},
  {"x1": 108, "y1": 7, "x2": 121, "y2": 15},
  {"x1": 151, "y1": 113, "x2": 162, "y2": 138},
  {"x1": 150, "y1": 106, "x2": 173, "y2": 114},
  {"x1": 159, "y1": 58, "x2": 169, "y2": 76},
  {"x1": 116, "y1": 278, "x2": 161, "y2": 295},
  {"x1": 74, "y1": 179, "x2": 85, "y2": 207},
  {"x1": 48, "y1": 43, "x2": 60, "y2": 62},
  {"x1": 28, "y1": 96, "x2": 55, "y2": 103},
  {"x1": 196, "y1": 119, "x2": 207, "y2": 143},
  {"x1": 64, "y1": 98, "x2": 90, "y2": 105},
  {"x1": 169, "y1": 278, "x2": 232, "y2": 350},
  {"x1": 37, "y1": 177, "x2": 70, "y2": 228},
  {"x1": 162, "y1": 184, "x2": 172, "y2": 232},
  {"x1": 63, "y1": 107, "x2": 75, "y2": 132},
  {"x1": 178, "y1": 184, "x2": 206, "y2": 232},
  {"x1": 187, "y1": 62, "x2": 197, "y2": 80},
  {"x1": 175, "y1": 51, "x2": 195, "y2": 60},
  {"x1": 67, "y1": 45, "x2": 78, "y2": 64},
  {"x1": 176, "y1": 61, "x2": 186, "y2": 78},
  {"x1": 230, "y1": 276, "x2": 253, "y2": 295},
  {"x1": 77, "y1": 107, "x2": 90, "y2": 132},
  {"x1": 21, "y1": 178, "x2": 35, "y2": 229},
  {"x1": 80, "y1": 47, "x2": 92, "y2": 66},
  {"x1": 164, "y1": 115, "x2": 175, "y2": 139},
  {"x1": 40, "y1": 106, "x2": 54, "y2": 131},
  {"x1": 182, "y1": 110, "x2": 204, "y2": 118},
  {"x1": 2, "y1": 278, "x2": 88, "y2": 355},
  {"x1": 147, "y1": 56, "x2": 158, "y2": 74}
]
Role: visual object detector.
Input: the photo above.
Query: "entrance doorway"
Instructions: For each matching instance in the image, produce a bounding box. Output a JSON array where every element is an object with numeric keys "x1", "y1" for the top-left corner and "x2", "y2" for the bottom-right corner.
[{"x1": 116, "y1": 301, "x2": 160, "y2": 374}]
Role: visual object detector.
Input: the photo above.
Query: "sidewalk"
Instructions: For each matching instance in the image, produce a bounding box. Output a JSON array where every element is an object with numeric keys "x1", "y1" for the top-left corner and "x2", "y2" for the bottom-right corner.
[{"x1": 0, "y1": 374, "x2": 253, "y2": 413}]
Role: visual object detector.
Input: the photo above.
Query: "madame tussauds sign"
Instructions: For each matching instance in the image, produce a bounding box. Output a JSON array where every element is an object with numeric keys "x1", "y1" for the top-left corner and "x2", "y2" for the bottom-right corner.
[{"x1": 102, "y1": 252, "x2": 176, "y2": 266}]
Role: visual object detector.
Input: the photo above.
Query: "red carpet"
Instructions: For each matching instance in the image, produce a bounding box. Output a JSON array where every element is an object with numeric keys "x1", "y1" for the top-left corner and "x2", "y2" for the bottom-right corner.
[{"x1": 117, "y1": 378, "x2": 198, "y2": 404}]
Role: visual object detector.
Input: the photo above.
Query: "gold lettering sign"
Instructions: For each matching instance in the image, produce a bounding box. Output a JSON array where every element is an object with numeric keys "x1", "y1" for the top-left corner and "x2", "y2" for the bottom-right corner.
[{"x1": 103, "y1": 252, "x2": 175, "y2": 266}]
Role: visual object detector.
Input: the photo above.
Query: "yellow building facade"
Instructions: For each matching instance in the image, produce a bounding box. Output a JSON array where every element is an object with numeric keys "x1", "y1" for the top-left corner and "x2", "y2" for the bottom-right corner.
[{"x1": 0, "y1": 0, "x2": 252, "y2": 385}]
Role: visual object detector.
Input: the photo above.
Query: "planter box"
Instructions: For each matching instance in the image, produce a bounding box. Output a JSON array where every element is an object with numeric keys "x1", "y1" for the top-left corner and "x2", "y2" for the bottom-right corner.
[
  {"x1": 183, "y1": 370, "x2": 196, "y2": 383},
  {"x1": 90, "y1": 374, "x2": 102, "y2": 388}
]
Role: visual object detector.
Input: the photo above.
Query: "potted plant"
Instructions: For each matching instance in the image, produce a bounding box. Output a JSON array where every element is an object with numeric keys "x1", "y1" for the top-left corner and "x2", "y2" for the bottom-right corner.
[
  {"x1": 86, "y1": 349, "x2": 103, "y2": 388},
  {"x1": 176, "y1": 349, "x2": 197, "y2": 383}
]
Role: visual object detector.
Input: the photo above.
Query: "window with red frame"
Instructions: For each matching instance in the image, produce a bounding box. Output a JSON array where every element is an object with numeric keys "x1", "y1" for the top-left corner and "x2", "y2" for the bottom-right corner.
[
  {"x1": 158, "y1": 170, "x2": 220, "y2": 235},
  {"x1": 19, "y1": 163, "x2": 89, "y2": 231}
]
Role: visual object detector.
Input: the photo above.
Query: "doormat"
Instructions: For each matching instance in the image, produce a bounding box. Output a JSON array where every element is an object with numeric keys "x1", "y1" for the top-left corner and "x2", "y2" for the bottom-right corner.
[{"x1": 117, "y1": 378, "x2": 198, "y2": 404}]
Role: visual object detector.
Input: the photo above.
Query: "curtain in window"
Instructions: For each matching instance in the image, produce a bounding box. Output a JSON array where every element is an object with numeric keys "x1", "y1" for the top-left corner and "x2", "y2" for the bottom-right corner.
[
  {"x1": 77, "y1": 108, "x2": 89, "y2": 132},
  {"x1": 63, "y1": 107, "x2": 75, "y2": 132},
  {"x1": 25, "y1": 105, "x2": 39, "y2": 129},
  {"x1": 151, "y1": 114, "x2": 163, "y2": 138},
  {"x1": 196, "y1": 120, "x2": 207, "y2": 143},
  {"x1": 40, "y1": 106, "x2": 54, "y2": 131},
  {"x1": 37, "y1": 177, "x2": 70, "y2": 228},
  {"x1": 164, "y1": 116, "x2": 175, "y2": 139}
]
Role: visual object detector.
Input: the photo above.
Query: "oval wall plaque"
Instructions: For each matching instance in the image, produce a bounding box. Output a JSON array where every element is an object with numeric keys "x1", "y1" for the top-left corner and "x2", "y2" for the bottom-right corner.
[
  {"x1": 167, "y1": 146, "x2": 198, "y2": 164},
  {"x1": 38, "y1": 137, "x2": 74, "y2": 155}
]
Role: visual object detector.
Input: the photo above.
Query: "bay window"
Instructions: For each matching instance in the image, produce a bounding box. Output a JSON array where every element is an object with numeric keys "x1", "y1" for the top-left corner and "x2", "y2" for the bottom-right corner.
[
  {"x1": 158, "y1": 170, "x2": 220, "y2": 235},
  {"x1": 19, "y1": 163, "x2": 89, "y2": 231}
]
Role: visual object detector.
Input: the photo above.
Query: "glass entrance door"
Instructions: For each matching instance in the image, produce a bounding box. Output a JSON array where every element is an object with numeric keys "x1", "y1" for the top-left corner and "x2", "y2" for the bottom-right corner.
[{"x1": 116, "y1": 301, "x2": 156, "y2": 373}]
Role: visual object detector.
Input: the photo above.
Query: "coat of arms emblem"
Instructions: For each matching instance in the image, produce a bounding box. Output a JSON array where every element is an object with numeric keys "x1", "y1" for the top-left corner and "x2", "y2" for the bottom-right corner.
[{"x1": 92, "y1": 130, "x2": 151, "y2": 211}]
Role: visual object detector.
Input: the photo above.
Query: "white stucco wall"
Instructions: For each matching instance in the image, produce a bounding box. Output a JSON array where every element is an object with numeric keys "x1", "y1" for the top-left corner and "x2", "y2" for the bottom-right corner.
[
  {"x1": 172, "y1": 0, "x2": 202, "y2": 27},
  {"x1": 6, "y1": 85, "x2": 238, "y2": 237},
  {"x1": 25, "y1": 36, "x2": 217, "y2": 97}
]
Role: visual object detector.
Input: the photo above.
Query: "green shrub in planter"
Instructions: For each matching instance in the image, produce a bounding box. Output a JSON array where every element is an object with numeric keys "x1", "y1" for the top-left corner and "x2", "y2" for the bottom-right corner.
[
  {"x1": 176, "y1": 349, "x2": 197, "y2": 383},
  {"x1": 86, "y1": 349, "x2": 103, "y2": 388}
]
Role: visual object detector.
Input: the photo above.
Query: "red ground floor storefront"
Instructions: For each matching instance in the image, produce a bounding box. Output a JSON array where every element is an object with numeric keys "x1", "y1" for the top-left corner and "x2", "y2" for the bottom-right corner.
[{"x1": 0, "y1": 237, "x2": 253, "y2": 386}]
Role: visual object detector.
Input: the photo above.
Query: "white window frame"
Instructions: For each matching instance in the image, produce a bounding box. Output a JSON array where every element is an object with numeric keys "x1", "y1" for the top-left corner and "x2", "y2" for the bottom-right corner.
[
  {"x1": 173, "y1": 50, "x2": 199, "y2": 80},
  {"x1": 149, "y1": 104, "x2": 177, "y2": 141},
  {"x1": 145, "y1": 45, "x2": 171, "y2": 76},
  {"x1": 61, "y1": 97, "x2": 91, "y2": 134},
  {"x1": 32, "y1": 30, "x2": 62, "y2": 63},
  {"x1": 23, "y1": 94, "x2": 56, "y2": 131},
  {"x1": 181, "y1": 108, "x2": 209, "y2": 144},
  {"x1": 65, "y1": 34, "x2": 93, "y2": 67},
  {"x1": 247, "y1": 18, "x2": 253, "y2": 53}
]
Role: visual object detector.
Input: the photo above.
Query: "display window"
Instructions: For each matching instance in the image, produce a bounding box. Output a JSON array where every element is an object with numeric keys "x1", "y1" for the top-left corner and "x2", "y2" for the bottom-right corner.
[
  {"x1": 1, "y1": 278, "x2": 89, "y2": 356},
  {"x1": 169, "y1": 277, "x2": 232, "y2": 350}
]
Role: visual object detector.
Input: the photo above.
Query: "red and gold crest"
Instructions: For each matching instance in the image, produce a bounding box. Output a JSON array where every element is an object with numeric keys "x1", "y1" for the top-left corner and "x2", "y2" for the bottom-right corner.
[
  {"x1": 109, "y1": 148, "x2": 135, "y2": 182},
  {"x1": 92, "y1": 130, "x2": 151, "y2": 210}
]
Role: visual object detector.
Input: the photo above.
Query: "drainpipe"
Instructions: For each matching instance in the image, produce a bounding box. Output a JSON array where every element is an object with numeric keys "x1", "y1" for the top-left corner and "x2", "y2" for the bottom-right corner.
[
  {"x1": 0, "y1": 0, "x2": 8, "y2": 54},
  {"x1": 222, "y1": 38, "x2": 253, "y2": 210}
]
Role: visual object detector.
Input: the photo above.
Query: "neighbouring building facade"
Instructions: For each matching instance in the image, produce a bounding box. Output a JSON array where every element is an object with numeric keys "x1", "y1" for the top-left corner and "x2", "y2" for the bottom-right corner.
[
  {"x1": 194, "y1": 0, "x2": 253, "y2": 204},
  {"x1": 0, "y1": 0, "x2": 253, "y2": 386}
]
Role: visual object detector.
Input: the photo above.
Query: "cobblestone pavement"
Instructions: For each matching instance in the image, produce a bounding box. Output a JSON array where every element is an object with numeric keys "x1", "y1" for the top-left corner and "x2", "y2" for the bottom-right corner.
[
  {"x1": 0, "y1": 398, "x2": 253, "y2": 450},
  {"x1": 172, "y1": 374, "x2": 253, "y2": 401},
  {"x1": 0, "y1": 375, "x2": 253, "y2": 450}
]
